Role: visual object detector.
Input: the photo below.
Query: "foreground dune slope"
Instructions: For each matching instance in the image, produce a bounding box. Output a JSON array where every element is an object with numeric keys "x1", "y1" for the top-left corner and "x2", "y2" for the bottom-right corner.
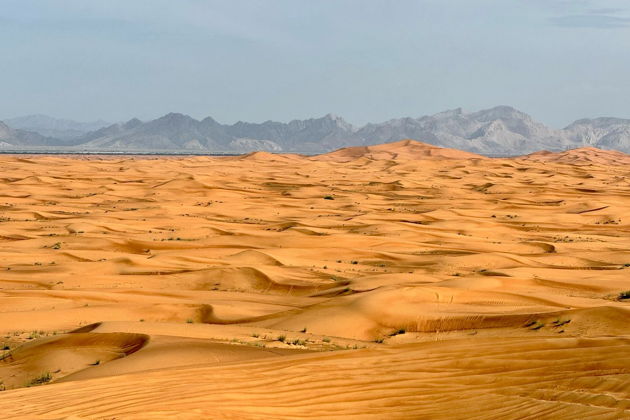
[
  {"x1": 0, "y1": 140, "x2": 629, "y2": 418},
  {"x1": 1, "y1": 337, "x2": 629, "y2": 419}
]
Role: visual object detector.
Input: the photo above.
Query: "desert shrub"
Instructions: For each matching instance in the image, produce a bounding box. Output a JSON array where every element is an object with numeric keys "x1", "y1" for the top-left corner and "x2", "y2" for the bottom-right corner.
[{"x1": 28, "y1": 372, "x2": 52, "y2": 387}]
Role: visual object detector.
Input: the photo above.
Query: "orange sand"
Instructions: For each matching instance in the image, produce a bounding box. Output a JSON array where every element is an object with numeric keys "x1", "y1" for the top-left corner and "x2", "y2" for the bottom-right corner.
[{"x1": 0, "y1": 140, "x2": 629, "y2": 419}]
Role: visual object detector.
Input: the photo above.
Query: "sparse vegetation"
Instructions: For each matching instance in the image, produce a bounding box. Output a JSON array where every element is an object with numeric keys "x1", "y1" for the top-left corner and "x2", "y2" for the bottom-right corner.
[
  {"x1": 27, "y1": 372, "x2": 52, "y2": 387},
  {"x1": 618, "y1": 291, "x2": 630, "y2": 300},
  {"x1": 324, "y1": 195, "x2": 334, "y2": 200},
  {"x1": 277, "y1": 335, "x2": 286, "y2": 342},
  {"x1": 551, "y1": 319, "x2": 571, "y2": 327},
  {"x1": 185, "y1": 318, "x2": 194, "y2": 324}
]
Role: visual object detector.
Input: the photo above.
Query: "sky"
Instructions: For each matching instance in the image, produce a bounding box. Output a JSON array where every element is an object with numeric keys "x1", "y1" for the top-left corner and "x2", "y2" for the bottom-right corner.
[{"x1": 1, "y1": 0, "x2": 629, "y2": 127}]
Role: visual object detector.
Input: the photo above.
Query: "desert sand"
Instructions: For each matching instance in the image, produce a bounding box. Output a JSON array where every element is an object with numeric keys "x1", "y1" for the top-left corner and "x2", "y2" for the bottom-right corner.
[{"x1": 0, "y1": 139, "x2": 629, "y2": 419}]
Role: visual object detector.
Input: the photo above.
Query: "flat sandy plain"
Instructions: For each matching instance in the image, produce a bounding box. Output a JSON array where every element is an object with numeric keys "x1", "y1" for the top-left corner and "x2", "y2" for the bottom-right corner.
[{"x1": 0, "y1": 140, "x2": 630, "y2": 419}]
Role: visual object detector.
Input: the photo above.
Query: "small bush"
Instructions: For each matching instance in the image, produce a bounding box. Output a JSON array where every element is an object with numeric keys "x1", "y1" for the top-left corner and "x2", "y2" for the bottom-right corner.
[
  {"x1": 28, "y1": 372, "x2": 52, "y2": 387},
  {"x1": 390, "y1": 328, "x2": 406, "y2": 336},
  {"x1": 277, "y1": 335, "x2": 286, "y2": 342},
  {"x1": 619, "y1": 291, "x2": 630, "y2": 300},
  {"x1": 323, "y1": 195, "x2": 334, "y2": 200}
]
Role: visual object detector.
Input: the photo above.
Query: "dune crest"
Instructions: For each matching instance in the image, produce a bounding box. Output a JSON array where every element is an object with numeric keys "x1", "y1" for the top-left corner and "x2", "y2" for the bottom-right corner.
[
  {"x1": 520, "y1": 146, "x2": 630, "y2": 165},
  {"x1": 313, "y1": 139, "x2": 486, "y2": 162}
]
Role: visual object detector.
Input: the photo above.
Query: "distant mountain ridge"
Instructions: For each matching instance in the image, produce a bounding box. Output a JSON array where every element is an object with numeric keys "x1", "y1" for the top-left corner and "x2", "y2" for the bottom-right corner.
[
  {"x1": 4, "y1": 114, "x2": 110, "y2": 140},
  {"x1": 0, "y1": 121, "x2": 57, "y2": 148},
  {"x1": 2, "y1": 106, "x2": 630, "y2": 155}
]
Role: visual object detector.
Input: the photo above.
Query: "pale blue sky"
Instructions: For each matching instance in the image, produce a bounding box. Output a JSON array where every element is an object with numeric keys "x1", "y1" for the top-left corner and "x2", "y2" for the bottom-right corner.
[{"x1": 1, "y1": 0, "x2": 629, "y2": 126}]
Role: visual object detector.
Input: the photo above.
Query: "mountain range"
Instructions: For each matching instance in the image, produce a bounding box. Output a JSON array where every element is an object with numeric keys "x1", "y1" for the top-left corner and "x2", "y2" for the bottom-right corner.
[
  {"x1": 2, "y1": 106, "x2": 630, "y2": 155},
  {"x1": 4, "y1": 114, "x2": 110, "y2": 140}
]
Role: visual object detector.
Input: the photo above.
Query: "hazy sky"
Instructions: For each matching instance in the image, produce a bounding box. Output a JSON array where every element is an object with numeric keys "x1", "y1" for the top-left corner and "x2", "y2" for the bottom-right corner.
[{"x1": 2, "y1": 0, "x2": 629, "y2": 127}]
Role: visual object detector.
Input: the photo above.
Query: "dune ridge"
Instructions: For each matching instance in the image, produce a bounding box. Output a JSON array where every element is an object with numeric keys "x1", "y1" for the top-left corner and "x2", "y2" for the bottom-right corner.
[
  {"x1": 314, "y1": 139, "x2": 486, "y2": 162},
  {"x1": 520, "y1": 146, "x2": 630, "y2": 166}
]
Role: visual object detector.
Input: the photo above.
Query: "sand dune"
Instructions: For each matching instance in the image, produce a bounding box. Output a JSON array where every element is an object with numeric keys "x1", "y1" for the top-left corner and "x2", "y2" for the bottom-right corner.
[
  {"x1": 0, "y1": 143, "x2": 629, "y2": 418},
  {"x1": 314, "y1": 139, "x2": 485, "y2": 162},
  {"x1": 2, "y1": 337, "x2": 630, "y2": 419},
  {"x1": 521, "y1": 147, "x2": 630, "y2": 166}
]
